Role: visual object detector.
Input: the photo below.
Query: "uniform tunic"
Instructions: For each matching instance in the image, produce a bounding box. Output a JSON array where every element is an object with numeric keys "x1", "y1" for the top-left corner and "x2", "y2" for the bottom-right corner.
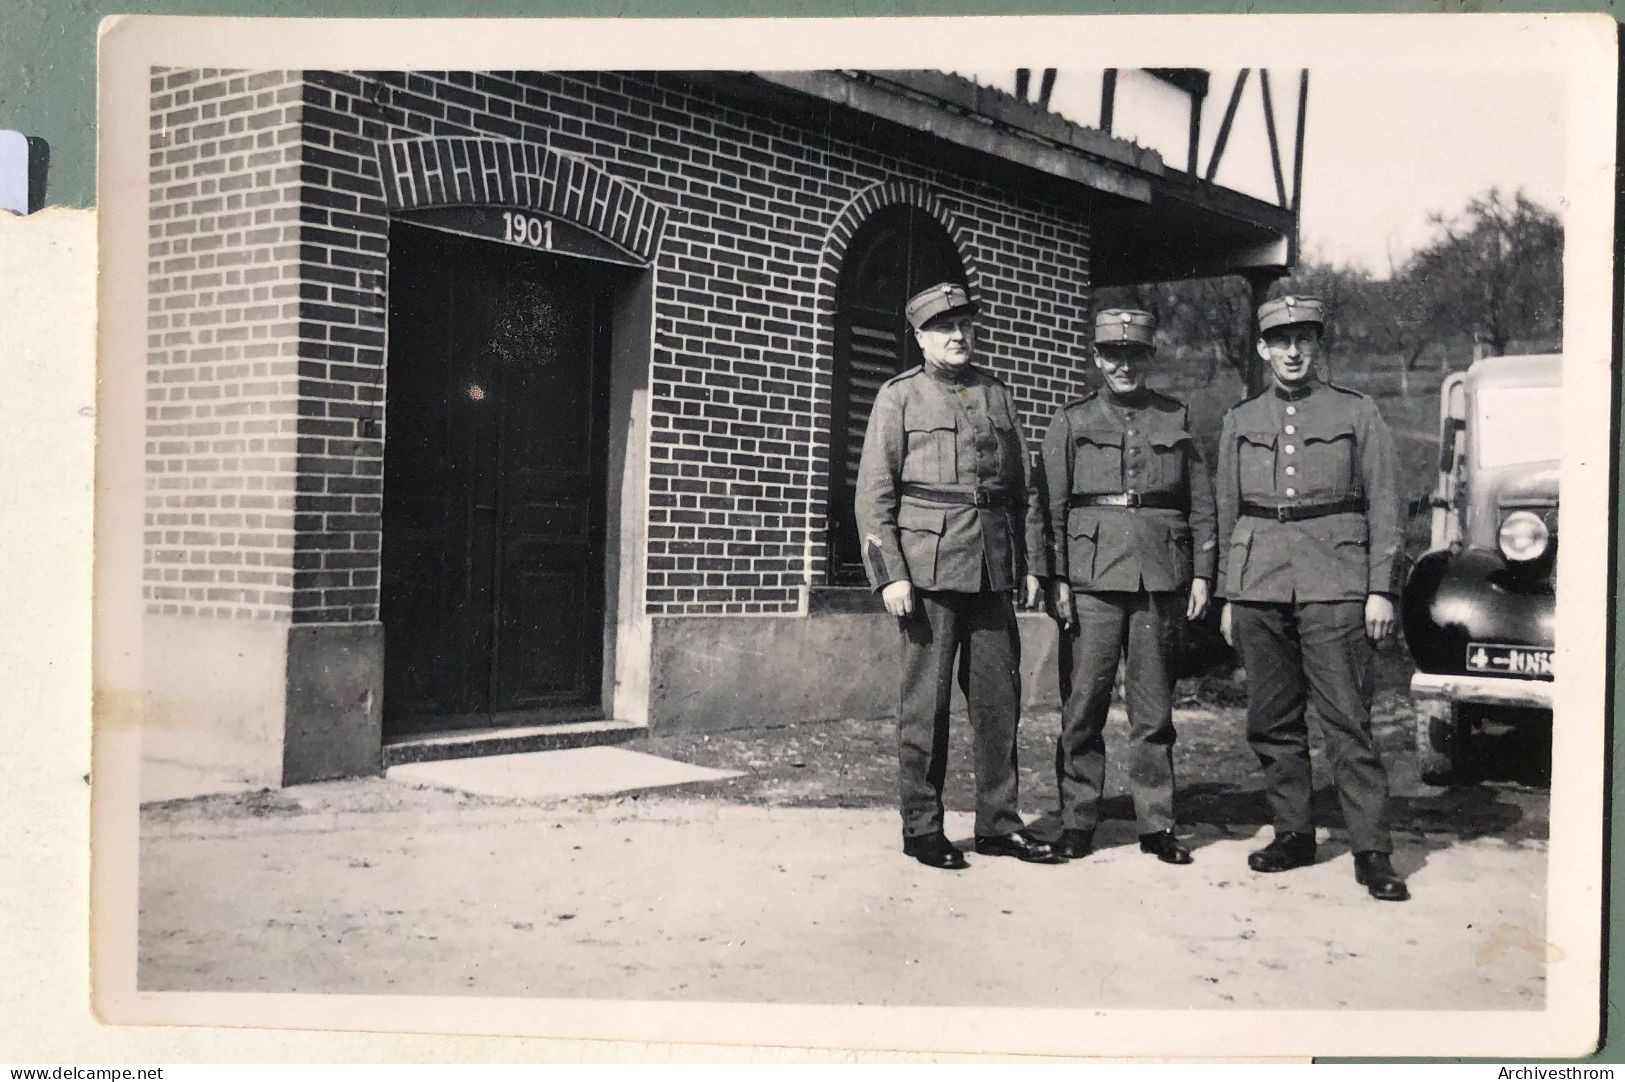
[
  {"x1": 1214, "y1": 379, "x2": 1402, "y2": 853},
  {"x1": 1215, "y1": 380, "x2": 1403, "y2": 601},
  {"x1": 855, "y1": 363, "x2": 1033, "y2": 592},
  {"x1": 854, "y1": 360, "x2": 1042, "y2": 840},
  {"x1": 1040, "y1": 386, "x2": 1217, "y2": 834}
]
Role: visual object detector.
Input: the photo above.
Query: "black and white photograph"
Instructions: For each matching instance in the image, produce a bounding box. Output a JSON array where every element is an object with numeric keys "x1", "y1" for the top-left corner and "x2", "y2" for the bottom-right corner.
[{"x1": 86, "y1": 13, "x2": 1614, "y2": 1059}]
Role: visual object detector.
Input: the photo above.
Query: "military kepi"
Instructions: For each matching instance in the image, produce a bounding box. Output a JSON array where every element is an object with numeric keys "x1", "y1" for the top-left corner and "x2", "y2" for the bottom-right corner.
[
  {"x1": 1257, "y1": 294, "x2": 1326, "y2": 334},
  {"x1": 905, "y1": 281, "x2": 977, "y2": 330},
  {"x1": 1094, "y1": 308, "x2": 1155, "y2": 347}
]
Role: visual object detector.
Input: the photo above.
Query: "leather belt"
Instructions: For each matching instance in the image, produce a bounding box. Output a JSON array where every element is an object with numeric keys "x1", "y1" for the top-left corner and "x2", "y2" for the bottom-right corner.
[
  {"x1": 1241, "y1": 497, "x2": 1366, "y2": 522},
  {"x1": 1068, "y1": 492, "x2": 1184, "y2": 510},
  {"x1": 900, "y1": 482, "x2": 1015, "y2": 509}
]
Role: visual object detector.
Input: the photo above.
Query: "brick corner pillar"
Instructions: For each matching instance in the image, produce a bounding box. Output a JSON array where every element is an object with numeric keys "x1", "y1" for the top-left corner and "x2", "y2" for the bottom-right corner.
[{"x1": 143, "y1": 68, "x2": 386, "y2": 788}]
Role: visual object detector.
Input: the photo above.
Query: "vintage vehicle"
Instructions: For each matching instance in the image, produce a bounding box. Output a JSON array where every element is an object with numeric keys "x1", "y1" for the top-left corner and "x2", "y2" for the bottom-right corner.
[{"x1": 1401, "y1": 353, "x2": 1560, "y2": 785}]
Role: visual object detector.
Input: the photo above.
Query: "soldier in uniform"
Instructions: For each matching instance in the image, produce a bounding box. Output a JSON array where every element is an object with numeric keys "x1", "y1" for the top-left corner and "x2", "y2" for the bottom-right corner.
[
  {"x1": 855, "y1": 281, "x2": 1062, "y2": 871},
  {"x1": 1215, "y1": 295, "x2": 1410, "y2": 902},
  {"x1": 1042, "y1": 308, "x2": 1217, "y2": 864}
]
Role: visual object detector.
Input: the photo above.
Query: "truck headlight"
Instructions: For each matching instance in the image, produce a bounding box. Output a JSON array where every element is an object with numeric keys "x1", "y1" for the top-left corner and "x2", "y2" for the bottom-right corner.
[{"x1": 1498, "y1": 511, "x2": 1550, "y2": 562}]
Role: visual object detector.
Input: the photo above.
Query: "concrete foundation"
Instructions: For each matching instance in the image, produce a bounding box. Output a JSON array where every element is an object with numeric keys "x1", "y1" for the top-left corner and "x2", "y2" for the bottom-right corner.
[
  {"x1": 142, "y1": 615, "x2": 385, "y2": 788},
  {"x1": 144, "y1": 608, "x2": 1063, "y2": 784},
  {"x1": 142, "y1": 614, "x2": 290, "y2": 790},
  {"x1": 647, "y1": 611, "x2": 1063, "y2": 734}
]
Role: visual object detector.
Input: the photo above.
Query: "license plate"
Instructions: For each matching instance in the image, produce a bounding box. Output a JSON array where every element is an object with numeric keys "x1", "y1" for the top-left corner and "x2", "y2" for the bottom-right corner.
[{"x1": 1465, "y1": 642, "x2": 1555, "y2": 679}]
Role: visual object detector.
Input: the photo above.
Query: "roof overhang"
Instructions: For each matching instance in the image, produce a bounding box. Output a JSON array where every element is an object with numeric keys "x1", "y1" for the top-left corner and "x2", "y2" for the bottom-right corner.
[
  {"x1": 685, "y1": 70, "x2": 1296, "y2": 287},
  {"x1": 1091, "y1": 168, "x2": 1297, "y2": 287},
  {"x1": 754, "y1": 69, "x2": 1158, "y2": 204}
]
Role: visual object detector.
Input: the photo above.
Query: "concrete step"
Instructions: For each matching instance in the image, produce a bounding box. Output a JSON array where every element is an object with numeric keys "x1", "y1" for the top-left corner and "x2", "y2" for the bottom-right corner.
[{"x1": 381, "y1": 719, "x2": 646, "y2": 768}]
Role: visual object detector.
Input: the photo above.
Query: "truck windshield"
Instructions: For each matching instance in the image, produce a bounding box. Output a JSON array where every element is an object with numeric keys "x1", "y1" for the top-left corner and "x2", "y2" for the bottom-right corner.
[{"x1": 1474, "y1": 386, "x2": 1563, "y2": 468}]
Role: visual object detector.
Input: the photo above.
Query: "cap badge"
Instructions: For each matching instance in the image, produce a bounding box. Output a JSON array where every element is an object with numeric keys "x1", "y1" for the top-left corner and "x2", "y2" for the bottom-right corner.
[{"x1": 1121, "y1": 313, "x2": 1133, "y2": 324}]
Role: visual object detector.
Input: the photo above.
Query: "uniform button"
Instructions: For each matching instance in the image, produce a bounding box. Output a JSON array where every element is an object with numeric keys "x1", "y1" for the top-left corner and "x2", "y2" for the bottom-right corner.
[
  {"x1": 1285, "y1": 465, "x2": 1297, "y2": 476},
  {"x1": 1285, "y1": 406, "x2": 1297, "y2": 416},
  {"x1": 1128, "y1": 448, "x2": 1140, "y2": 456},
  {"x1": 1285, "y1": 487, "x2": 1297, "y2": 497},
  {"x1": 1284, "y1": 445, "x2": 1296, "y2": 455},
  {"x1": 1126, "y1": 428, "x2": 1136, "y2": 436},
  {"x1": 1284, "y1": 424, "x2": 1296, "y2": 435}
]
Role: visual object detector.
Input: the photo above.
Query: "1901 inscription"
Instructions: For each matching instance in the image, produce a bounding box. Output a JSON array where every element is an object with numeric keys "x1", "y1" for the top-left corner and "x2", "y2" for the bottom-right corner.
[{"x1": 501, "y1": 211, "x2": 553, "y2": 249}]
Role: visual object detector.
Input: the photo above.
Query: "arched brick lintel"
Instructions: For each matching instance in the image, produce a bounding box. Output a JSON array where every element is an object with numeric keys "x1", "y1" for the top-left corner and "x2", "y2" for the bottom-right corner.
[
  {"x1": 816, "y1": 180, "x2": 983, "y2": 311},
  {"x1": 376, "y1": 136, "x2": 668, "y2": 264},
  {"x1": 805, "y1": 180, "x2": 982, "y2": 586}
]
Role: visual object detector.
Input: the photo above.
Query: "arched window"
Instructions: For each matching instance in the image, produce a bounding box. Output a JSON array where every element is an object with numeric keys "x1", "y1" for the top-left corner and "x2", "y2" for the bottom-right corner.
[{"x1": 826, "y1": 205, "x2": 968, "y2": 585}]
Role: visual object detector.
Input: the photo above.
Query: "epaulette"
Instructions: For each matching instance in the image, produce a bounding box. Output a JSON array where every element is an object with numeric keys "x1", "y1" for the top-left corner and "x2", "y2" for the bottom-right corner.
[
  {"x1": 1230, "y1": 386, "x2": 1270, "y2": 410},
  {"x1": 1147, "y1": 387, "x2": 1184, "y2": 410},
  {"x1": 1062, "y1": 389, "x2": 1099, "y2": 410},
  {"x1": 881, "y1": 365, "x2": 924, "y2": 388},
  {"x1": 1323, "y1": 380, "x2": 1369, "y2": 399}
]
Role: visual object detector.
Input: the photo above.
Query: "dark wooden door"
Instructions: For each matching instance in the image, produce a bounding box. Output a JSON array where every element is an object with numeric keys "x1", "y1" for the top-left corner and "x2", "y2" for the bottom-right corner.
[{"x1": 382, "y1": 223, "x2": 609, "y2": 735}]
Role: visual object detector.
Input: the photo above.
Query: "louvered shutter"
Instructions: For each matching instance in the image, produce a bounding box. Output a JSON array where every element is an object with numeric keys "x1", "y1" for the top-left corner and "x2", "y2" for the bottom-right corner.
[{"x1": 827, "y1": 207, "x2": 967, "y2": 584}]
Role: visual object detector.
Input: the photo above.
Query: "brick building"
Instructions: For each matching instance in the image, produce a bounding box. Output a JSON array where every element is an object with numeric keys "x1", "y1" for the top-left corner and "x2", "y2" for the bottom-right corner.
[{"x1": 142, "y1": 68, "x2": 1295, "y2": 786}]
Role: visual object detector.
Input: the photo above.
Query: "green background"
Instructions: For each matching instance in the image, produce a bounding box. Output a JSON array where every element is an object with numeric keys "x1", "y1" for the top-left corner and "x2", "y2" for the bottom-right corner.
[{"x1": 4, "y1": 0, "x2": 1618, "y2": 1063}]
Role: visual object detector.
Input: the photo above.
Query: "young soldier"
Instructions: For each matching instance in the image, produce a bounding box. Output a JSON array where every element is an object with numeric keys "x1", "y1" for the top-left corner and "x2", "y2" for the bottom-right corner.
[
  {"x1": 854, "y1": 282, "x2": 1061, "y2": 871},
  {"x1": 1042, "y1": 308, "x2": 1217, "y2": 864},
  {"x1": 1215, "y1": 295, "x2": 1409, "y2": 902}
]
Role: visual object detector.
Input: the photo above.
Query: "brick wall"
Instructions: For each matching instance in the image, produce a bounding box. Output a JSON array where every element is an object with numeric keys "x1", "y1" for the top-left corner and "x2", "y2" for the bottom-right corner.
[
  {"x1": 149, "y1": 69, "x2": 1094, "y2": 622},
  {"x1": 145, "y1": 68, "x2": 305, "y2": 621}
]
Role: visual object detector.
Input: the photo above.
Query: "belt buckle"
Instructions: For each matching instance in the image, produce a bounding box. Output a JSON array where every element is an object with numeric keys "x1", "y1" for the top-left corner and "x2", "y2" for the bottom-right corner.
[
  {"x1": 974, "y1": 488, "x2": 993, "y2": 508},
  {"x1": 1124, "y1": 491, "x2": 1143, "y2": 508},
  {"x1": 1275, "y1": 504, "x2": 1292, "y2": 523}
]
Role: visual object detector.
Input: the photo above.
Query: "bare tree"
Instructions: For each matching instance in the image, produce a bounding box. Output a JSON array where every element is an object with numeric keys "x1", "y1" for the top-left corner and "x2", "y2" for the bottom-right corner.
[{"x1": 1408, "y1": 188, "x2": 1564, "y2": 357}]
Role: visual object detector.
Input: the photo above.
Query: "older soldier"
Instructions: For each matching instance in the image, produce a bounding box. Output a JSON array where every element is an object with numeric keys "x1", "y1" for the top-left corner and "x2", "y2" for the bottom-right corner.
[
  {"x1": 855, "y1": 281, "x2": 1061, "y2": 871},
  {"x1": 1042, "y1": 309, "x2": 1217, "y2": 864},
  {"x1": 1215, "y1": 295, "x2": 1409, "y2": 902}
]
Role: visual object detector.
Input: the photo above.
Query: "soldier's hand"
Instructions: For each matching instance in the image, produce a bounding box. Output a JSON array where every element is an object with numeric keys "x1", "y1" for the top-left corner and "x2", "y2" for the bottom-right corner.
[
  {"x1": 1219, "y1": 602, "x2": 1234, "y2": 647},
  {"x1": 1050, "y1": 580, "x2": 1075, "y2": 631},
  {"x1": 1365, "y1": 594, "x2": 1396, "y2": 642},
  {"x1": 881, "y1": 580, "x2": 915, "y2": 618},
  {"x1": 1186, "y1": 578, "x2": 1211, "y2": 622},
  {"x1": 1020, "y1": 575, "x2": 1042, "y2": 610}
]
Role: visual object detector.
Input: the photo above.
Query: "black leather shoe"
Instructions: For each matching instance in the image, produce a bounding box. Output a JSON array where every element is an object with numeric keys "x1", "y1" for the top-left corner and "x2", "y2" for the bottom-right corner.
[
  {"x1": 1054, "y1": 829, "x2": 1095, "y2": 860},
  {"x1": 902, "y1": 832, "x2": 968, "y2": 870},
  {"x1": 1247, "y1": 831, "x2": 1317, "y2": 873},
  {"x1": 1353, "y1": 851, "x2": 1410, "y2": 901},
  {"x1": 975, "y1": 830, "x2": 1067, "y2": 864},
  {"x1": 1139, "y1": 829, "x2": 1193, "y2": 865}
]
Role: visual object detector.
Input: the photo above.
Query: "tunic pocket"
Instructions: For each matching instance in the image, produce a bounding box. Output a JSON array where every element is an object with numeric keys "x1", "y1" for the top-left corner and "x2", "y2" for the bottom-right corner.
[
  {"x1": 990, "y1": 414, "x2": 1023, "y2": 484},
  {"x1": 1226, "y1": 522, "x2": 1254, "y2": 593},
  {"x1": 903, "y1": 402, "x2": 958, "y2": 484},
  {"x1": 1236, "y1": 428, "x2": 1278, "y2": 495},
  {"x1": 1073, "y1": 427, "x2": 1124, "y2": 491},
  {"x1": 1066, "y1": 511, "x2": 1101, "y2": 582},
  {"x1": 1300, "y1": 421, "x2": 1358, "y2": 494},
  {"x1": 1327, "y1": 514, "x2": 1370, "y2": 592},
  {"x1": 1148, "y1": 430, "x2": 1193, "y2": 491},
  {"x1": 897, "y1": 502, "x2": 948, "y2": 584}
]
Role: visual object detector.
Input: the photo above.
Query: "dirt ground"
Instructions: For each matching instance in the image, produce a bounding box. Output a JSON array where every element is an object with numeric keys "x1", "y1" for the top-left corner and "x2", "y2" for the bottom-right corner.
[{"x1": 139, "y1": 653, "x2": 1551, "y2": 1028}]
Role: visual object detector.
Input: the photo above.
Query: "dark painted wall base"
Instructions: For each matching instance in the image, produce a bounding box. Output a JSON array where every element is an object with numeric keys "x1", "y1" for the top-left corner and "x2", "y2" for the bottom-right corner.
[{"x1": 284, "y1": 622, "x2": 385, "y2": 784}]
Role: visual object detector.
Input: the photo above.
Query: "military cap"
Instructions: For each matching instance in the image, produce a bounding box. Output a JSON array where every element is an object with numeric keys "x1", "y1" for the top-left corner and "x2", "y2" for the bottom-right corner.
[
  {"x1": 1257, "y1": 294, "x2": 1326, "y2": 334},
  {"x1": 1094, "y1": 308, "x2": 1156, "y2": 348},
  {"x1": 905, "y1": 281, "x2": 977, "y2": 330}
]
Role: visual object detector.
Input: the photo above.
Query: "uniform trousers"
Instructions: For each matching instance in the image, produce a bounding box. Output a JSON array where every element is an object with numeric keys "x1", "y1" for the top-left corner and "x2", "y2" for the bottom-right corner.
[
  {"x1": 1230, "y1": 599, "x2": 1393, "y2": 854},
  {"x1": 896, "y1": 588, "x2": 1025, "y2": 840},
  {"x1": 1055, "y1": 589, "x2": 1180, "y2": 834}
]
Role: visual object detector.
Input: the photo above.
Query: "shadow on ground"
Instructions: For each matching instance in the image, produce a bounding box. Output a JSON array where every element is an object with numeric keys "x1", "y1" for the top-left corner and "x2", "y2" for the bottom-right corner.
[{"x1": 635, "y1": 657, "x2": 1549, "y2": 846}]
